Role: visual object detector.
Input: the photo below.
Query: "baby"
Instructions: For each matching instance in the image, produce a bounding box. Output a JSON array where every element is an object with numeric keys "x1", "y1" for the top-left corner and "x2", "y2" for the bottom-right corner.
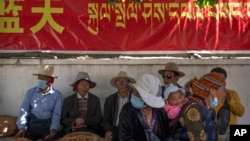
[{"x1": 163, "y1": 84, "x2": 187, "y2": 119}]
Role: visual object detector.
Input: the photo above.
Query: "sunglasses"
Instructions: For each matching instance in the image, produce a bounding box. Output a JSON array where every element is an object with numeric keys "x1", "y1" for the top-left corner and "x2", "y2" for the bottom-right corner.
[
  {"x1": 116, "y1": 80, "x2": 128, "y2": 85},
  {"x1": 162, "y1": 74, "x2": 174, "y2": 79}
]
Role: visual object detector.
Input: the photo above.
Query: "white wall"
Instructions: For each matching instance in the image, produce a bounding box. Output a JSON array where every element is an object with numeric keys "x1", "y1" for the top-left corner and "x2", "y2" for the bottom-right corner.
[{"x1": 0, "y1": 58, "x2": 249, "y2": 124}]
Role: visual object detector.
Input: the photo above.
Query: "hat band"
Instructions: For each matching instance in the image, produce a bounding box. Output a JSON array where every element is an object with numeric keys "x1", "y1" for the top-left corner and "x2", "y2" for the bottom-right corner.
[
  {"x1": 193, "y1": 81, "x2": 209, "y2": 92},
  {"x1": 204, "y1": 76, "x2": 223, "y2": 86}
]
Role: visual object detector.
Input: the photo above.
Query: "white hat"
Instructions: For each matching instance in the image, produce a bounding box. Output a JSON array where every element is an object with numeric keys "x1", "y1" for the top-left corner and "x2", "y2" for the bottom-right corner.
[
  {"x1": 132, "y1": 73, "x2": 164, "y2": 108},
  {"x1": 164, "y1": 84, "x2": 185, "y2": 100}
]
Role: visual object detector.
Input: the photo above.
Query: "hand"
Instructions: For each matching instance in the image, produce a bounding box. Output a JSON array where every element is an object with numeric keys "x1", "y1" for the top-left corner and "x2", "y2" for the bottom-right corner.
[
  {"x1": 71, "y1": 118, "x2": 87, "y2": 131},
  {"x1": 14, "y1": 129, "x2": 25, "y2": 138},
  {"x1": 104, "y1": 131, "x2": 113, "y2": 141},
  {"x1": 43, "y1": 129, "x2": 56, "y2": 141},
  {"x1": 75, "y1": 117, "x2": 85, "y2": 128}
]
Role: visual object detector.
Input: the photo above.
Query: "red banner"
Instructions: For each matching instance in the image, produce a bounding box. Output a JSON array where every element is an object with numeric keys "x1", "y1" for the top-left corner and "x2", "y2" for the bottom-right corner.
[{"x1": 0, "y1": 0, "x2": 250, "y2": 52}]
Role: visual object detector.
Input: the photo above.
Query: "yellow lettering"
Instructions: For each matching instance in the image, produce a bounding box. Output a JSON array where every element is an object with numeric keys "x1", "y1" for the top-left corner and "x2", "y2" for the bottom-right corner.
[
  {"x1": 169, "y1": 3, "x2": 180, "y2": 25},
  {"x1": 115, "y1": 3, "x2": 126, "y2": 28},
  {"x1": 153, "y1": 3, "x2": 165, "y2": 22},
  {"x1": 0, "y1": 0, "x2": 23, "y2": 33},
  {"x1": 30, "y1": 0, "x2": 64, "y2": 33},
  {"x1": 142, "y1": 3, "x2": 152, "y2": 24},
  {"x1": 230, "y1": 2, "x2": 243, "y2": 18},
  {"x1": 247, "y1": 3, "x2": 250, "y2": 17},
  {"x1": 100, "y1": 3, "x2": 111, "y2": 22},
  {"x1": 208, "y1": 6, "x2": 219, "y2": 20},
  {"x1": 180, "y1": 3, "x2": 192, "y2": 19},
  {"x1": 127, "y1": 3, "x2": 138, "y2": 22},
  {"x1": 88, "y1": 3, "x2": 99, "y2": 35}
]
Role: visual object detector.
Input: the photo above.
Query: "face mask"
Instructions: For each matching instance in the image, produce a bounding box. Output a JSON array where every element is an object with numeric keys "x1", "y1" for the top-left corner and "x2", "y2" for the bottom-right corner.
[
  {"x1": 131, "y1": 94, "x2": 145, "y2": 109},
  {"x1": 37, "y1": 80, "x2": 49, "y2": 89},
  {"x1": 210, "y1": 97, "x2": 218, "y2": 108}
]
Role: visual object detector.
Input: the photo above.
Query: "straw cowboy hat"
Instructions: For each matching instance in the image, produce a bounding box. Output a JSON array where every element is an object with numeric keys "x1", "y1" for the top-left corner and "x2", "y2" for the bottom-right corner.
[
  {"x1": 158, "y1": 62, "x2": 185, "y2": 77},
  {"x1": 110, "y1": 71, "x2": 136, "y2": 87},
  {"x1": 71, "y1": 72, "x2": 96, "y2": 88},
  {"x1": 32, "y1": 65, "x2": 59, "y2": 79},
  {"x1": 132, "y1": 73, "x2": 164, "y2": 108}
]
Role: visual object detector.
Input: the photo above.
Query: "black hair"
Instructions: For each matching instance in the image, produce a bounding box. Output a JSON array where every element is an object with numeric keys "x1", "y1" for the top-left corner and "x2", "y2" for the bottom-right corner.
[{"x1": 210, "y1": 67, "x2": 227, "y2": 79}]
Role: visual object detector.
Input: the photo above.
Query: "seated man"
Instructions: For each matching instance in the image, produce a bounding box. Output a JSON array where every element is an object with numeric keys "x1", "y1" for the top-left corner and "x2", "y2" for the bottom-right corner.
[
  {"x1": 15, "y1": 65, "x2": 62, "y2": 141},
  {"x1": 103, "y1": 71, "x2": 135, "y2": 141}
]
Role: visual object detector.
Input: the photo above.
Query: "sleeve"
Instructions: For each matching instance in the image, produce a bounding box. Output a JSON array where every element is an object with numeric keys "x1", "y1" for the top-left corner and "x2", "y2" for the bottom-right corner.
[
  {"x1": 183, "y1": 105, "x2": 206, "y2": 141},
  {"x1": 118, "y1": 103, "x2": 136, "y2": 141},
  {"x1": 61, "y1": 96, "x2": 75, "y2": 128},
  {"x1": 227, "y1": 89, "x2": 245, "y2": 117},
  {"x1": 16, "y1": 89, "x2": 32, "y2": 130},
  {"x1": 103, "y1": 96, "x2": 113, "y2": 132},
  {"x1": 50, "y1": 91, "x2": 63, "y2": 130}
]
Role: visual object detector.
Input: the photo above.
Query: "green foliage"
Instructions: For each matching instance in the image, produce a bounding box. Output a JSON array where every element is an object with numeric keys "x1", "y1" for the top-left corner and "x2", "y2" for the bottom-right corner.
[{"x1": 195, "y1": 0, "x2": 218, "y2": 8}]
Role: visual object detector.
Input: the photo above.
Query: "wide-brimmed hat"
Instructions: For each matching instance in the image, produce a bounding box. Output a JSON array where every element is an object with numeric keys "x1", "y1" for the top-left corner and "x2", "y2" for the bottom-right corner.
[
  {"x1": 71, "y1": 72, "x2": 96, "y2": 88},
  {"x1": 32, "y1": 65, "x2": 59, "y2": 79},
  {"x1": 132, "y1": 73, "x2": 164, "y2": 108},
  {"x1": 163, "y1": 84, "x2": 185, "y2": 100},
  {"x1": 158, "y1": 62, "x2": 185, "y2": 77},
  {"x1": 110, "y1": 71, "x2": 136, "y2": 87}
]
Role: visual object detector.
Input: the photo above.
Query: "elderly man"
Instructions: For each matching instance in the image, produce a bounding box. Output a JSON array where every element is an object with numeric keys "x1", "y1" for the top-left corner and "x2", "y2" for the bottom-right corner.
[
  {"x1": 103, "y1": 71, "x2": 136, "y2": 141},
  {"x1": 15, "y1": 65, "x2": 62, "y2": 141},
  {"x1": 61, "y1": 72, "x2": 102, "y2": 137}
]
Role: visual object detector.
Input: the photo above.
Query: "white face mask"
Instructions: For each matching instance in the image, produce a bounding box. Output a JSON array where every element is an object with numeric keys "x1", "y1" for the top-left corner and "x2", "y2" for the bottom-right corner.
[
  {"x1": 210, "y1": 97, "x2": 218, "y2": 108},
  {"x1": 37, "y1": 80, "x2": 49, "y2": 89}
]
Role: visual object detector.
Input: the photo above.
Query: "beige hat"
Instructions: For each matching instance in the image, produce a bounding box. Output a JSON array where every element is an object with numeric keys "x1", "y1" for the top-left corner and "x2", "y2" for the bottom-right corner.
[
  {"x1": 110, "y1": 71, "x2": 136, "y2": 87},
  {"x1": 32, "y1": 65, "x2": 59, "y2": 79},
  {"x1": 132, "y1": 73, "x2": 164, "y2": 108},
  {"x1": 71, "y1": 72, "x2": 96, "y2": 88},
  {"x1": 158, "y1": 62, "x2": 185, "y2": 77}
]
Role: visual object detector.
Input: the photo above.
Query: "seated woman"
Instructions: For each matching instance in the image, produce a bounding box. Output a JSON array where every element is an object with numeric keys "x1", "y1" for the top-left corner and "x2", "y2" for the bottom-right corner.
[
  {"x1": 118, "y1": 73, "x2": 172, "y2": 141},
  {"x1": 60, "y1": 72, "x2": 103, "y2": 137},
  {"x1": 173, "y1": 72, "x2": 225, "y2": 141}
]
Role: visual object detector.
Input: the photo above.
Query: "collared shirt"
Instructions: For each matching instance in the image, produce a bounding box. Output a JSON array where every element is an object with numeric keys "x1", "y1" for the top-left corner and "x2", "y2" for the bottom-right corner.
[
  {"x1": 16, "y1": 86, "x2": 62, "y2": 130},
  {"x1": 77, "y1": 92, "x2": 89, "y2": 99},
  {"x1": 115, "y1": 93, "x2": 129, "y2": 126}
]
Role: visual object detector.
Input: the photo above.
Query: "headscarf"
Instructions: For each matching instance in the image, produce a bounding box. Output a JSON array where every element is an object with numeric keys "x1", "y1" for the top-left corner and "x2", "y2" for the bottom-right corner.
[{"x1": 186, "y1": 72, "x2": 225, "y2": 99}]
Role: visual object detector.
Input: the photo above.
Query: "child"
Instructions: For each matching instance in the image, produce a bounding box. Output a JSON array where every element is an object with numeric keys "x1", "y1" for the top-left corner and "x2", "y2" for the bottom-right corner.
[{"x1": 163, "y1": 84, "x2": 187, "y2": 119}]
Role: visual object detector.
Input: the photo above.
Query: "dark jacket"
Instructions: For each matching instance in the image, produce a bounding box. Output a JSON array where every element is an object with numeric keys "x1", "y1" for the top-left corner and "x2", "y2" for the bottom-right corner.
[
  {"x1": 118, "y1": 103, "x2": 172, "y2": 141},
  {"x1": 174, "y1": 102, "x2": 218, "y2": 141},
  {"x1": 61, "y1": 93, "x2": 102, "y2": 135},
  {"x1": 103, "y1": 92, "x2": 131, "y2": 133}
]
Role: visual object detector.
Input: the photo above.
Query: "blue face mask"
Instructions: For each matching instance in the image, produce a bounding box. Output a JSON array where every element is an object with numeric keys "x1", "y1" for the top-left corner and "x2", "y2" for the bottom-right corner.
[
  {"x1": 37, "y1": 80, "x2": 49, "y2": 89},
  {"x1": 131, "y1": 94, "x2": 145, "y2": 109},
  {"x1": 210, "y1": 97, "x2": 218, "y2": 108}
]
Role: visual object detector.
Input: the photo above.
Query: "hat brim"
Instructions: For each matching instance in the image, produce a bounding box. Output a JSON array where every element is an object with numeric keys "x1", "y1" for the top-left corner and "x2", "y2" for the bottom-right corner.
[
  {"x1": 71, "y1": 79, "x2": 96, "y2": 88},
  {"x1": 158, "y1": 69, "x2": 185, "y2": 77},
  {"x1": 110, "y1": 76, "x2": 136, "y2": 87},
  {"x1": 32, "y1": 74, "x2": 59, "y2": 79},
  {"x1": 133, "y1": 85, "x2": 164, "y2": 108}
]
